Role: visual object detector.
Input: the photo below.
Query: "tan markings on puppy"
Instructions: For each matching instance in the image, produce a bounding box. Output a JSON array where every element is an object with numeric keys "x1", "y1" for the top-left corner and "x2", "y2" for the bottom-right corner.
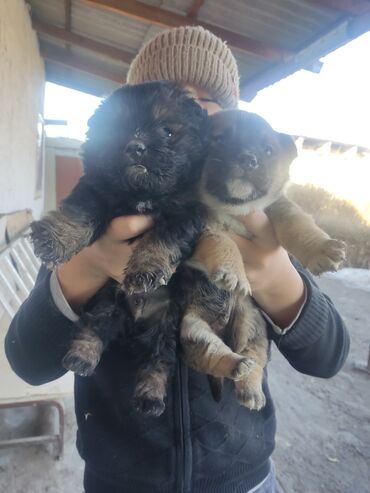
[
  {"x1": 133, "y1": 365, "x2": 168, "y2": 417},
  {"x1": 184, "y1": 109, "x2": 346, "y2": 407},
  {"x1": 226, "y1": 180, "x2": 255, "y2": 201},
  {"x1": 266, "y1": 196, "x2": 346, "y2": 275},
  {"x1": 128, "y1": 286, "x2": 171, "y2": 321},
  {"x1": 123, "y1": 230, "x2": 176, "y2": 295},
  {"x1": 231, "y1": 296, "x2": 268, "y2": 410},
  {"x1": 187, "y1": 231, "x2": 251, "y2": 295},
  {"x1": 31, "y1": 210, "x2": 94, "y2": 267},
  {"x1": 62, "y1": 327, "x2": 103, "y2": 377},
  {"x1": 181, "y1": 310, "x2": 254, "y2": 380},
  {"x1": 234, "y1": 364, "x2": 266, "y2": 411},
  {"x1": 230, "y1": 296, "x2": 268, "y2": 355}
]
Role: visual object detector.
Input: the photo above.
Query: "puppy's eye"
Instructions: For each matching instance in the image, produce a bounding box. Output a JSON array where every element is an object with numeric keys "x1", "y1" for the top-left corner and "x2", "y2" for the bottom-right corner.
[
  {"x1": 163, "y1": 127, "x2": 174, "y2": 138},
  {"x1": 265, "y1": 145, "x2": 273, "y2": 156}
]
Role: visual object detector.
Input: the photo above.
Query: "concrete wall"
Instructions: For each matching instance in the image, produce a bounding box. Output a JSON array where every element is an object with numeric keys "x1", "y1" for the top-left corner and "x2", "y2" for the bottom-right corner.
[{"x1": 0, "y1": 0, "x2": 45, "y2": 219}]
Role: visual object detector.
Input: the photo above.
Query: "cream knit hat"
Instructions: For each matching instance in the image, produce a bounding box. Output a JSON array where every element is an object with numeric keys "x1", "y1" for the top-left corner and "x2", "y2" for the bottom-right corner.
[{"x1": 127, "y1": 26, "x2": 240, "y2": 109}]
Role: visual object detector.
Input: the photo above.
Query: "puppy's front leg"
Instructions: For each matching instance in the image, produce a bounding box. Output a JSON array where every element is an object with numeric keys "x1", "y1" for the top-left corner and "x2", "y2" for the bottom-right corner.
[
  {"x1": 63, "y1": 326, "x2": 104, "y2": 377},
  {"x1": 181, "y1": 308, "x2": 255, "y2": 381},
  {"x1": 266, "y1": 196, "x2": 346, "y2": 275},
  {"x1": 187, "y1": 231, "x2": 251, "y2": 295},
  {"x1": 123, "y1": 229, "x2": 176, "y2": 295},
  {"x1": 132, "y1": 301, "x2": 178, "y2": 417},
  {"x1": 30, "y1": 177, "x2": 109, "y2": 266},
  {"x1": 63, "y1": 281, "x2": 124, "y2": 376},
  {"x1": 124, "y1": 203, "x2": 205, "y2": 294},
  {"x1": 231, "y1": 296, "x2": 268, "y2": 411}
]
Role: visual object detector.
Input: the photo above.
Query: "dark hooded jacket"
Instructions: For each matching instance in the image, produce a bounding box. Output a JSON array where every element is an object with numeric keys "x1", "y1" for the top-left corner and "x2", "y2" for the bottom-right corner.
[{"x1": 5, "y1": 262, "x2": 349, "y2": 493}]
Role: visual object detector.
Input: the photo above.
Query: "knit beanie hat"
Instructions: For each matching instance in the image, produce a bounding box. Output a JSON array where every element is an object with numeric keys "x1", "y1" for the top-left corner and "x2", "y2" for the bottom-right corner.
[{"x1": 126, "y1": 25, "x2": 240, "y2": 109}]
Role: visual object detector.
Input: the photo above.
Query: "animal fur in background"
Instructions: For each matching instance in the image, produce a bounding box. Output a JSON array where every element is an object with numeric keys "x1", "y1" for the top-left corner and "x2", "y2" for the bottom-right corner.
[
  {"x1": 30, "y1": 81, "x2": 208, "y2": 417},
  {"x1": 181, "y1": 110, "x2": 346, "y2": 410}
]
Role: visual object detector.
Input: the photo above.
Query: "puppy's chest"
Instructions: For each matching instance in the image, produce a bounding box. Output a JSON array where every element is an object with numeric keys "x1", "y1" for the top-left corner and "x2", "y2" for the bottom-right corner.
[
  {"x1": 207, "y1": 212, "x2": 253, "y2": 240},
  {"x1": 131, "y1": 198, "x2": 181, "y2": 217},
  {"x1": 135, "y1": 200, "x2": 154, "y2": 214},
  {"x1": 115, "y1": 198, "x2": 157, "y2": 216}
]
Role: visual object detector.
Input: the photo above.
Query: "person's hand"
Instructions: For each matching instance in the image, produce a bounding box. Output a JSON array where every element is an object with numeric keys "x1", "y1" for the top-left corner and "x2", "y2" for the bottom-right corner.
[
  {"x1": 230, "y1": 211, "x2": 305, "y2": 327},
  {"x1": 230, "y1": 211, "x2": 285, "y2": 293},
  {"x1": 57, "y1": 215, "x2": 154, "y2": 308}
]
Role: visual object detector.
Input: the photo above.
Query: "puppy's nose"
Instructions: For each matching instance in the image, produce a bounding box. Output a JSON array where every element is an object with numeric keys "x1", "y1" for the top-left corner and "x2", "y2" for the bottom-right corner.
[
  {"x1": 125, "y1": 140, "x2": 146, "y2": 158},
  {"x1": 238, "y1": 152, "x2": 259, "y2": 170}
]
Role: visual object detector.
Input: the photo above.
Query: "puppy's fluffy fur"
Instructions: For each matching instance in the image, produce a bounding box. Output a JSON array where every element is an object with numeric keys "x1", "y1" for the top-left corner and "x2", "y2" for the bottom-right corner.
[
  {"x1": 181, "y1": 110, "x2": 346, "y2": 410},
  {"x1": 31, "y1": 81, "x2": 208, "y2": 417}
]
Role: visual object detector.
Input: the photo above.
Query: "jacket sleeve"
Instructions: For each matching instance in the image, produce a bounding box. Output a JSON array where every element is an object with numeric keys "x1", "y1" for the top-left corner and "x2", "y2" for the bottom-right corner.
[
  {"x1": 4, "y1": 265, "x2": 76, "y2": 385},
  {"x1": 266, "y1": 260, "x2": 350, "y2": 378}
]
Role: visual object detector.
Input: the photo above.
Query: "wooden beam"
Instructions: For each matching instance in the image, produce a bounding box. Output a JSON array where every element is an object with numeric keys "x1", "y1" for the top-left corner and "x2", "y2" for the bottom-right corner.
[
  {"x1": 45, "y1": 62, "x2": 120, "y2": 97},
  {"x1": 40, "y1": 44, "x2": 124, "y2": 83},
  {"x1": 188, "y1": 0, "x2": 205, "y2": 18},
  {"x1": 33, "y1": 19, "x2": 134, "y2": 64},
  {"x1": 85, "y1": 0, "x2": 293, "y2": 61},
  {"x1": 65, "y1": 0, "x2": 72, "y2": 31},
  {"x1": 305, "y1": 0, "x2": 370, "y2": 14}
]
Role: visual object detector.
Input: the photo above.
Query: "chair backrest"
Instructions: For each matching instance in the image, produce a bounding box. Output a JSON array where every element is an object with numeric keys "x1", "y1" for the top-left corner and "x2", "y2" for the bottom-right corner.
[
  {"x1": 0, "y1": 230, "x2": 74, "y2": 402},
  {"x1": 0, "y1": 233, "x2": 40, "y2": 318}
]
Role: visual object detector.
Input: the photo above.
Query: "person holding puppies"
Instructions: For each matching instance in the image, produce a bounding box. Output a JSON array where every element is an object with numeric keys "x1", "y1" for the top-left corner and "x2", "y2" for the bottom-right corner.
[{"x1": 5, "y1": 26, "x2": 349, "y2": 493}]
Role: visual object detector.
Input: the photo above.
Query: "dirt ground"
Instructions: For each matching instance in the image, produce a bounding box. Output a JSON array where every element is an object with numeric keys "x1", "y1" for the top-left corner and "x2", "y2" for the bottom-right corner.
[
  {"x1": 0, "y1": 274, "x2": 369, "y2": 493},
  {"x1": 270, "y1": 275, "x2": 370, "y2": 493}
]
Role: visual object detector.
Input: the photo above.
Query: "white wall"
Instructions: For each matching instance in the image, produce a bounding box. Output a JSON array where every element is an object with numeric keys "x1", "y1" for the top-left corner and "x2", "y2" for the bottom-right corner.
[{"x1": 0, "y1": 0, "x2": 45, "y2": 219}]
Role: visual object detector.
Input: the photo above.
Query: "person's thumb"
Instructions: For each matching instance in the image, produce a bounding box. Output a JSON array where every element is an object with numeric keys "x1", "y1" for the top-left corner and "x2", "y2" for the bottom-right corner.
[{"x1": 107, "y1": 215, "x2": 154, "y2": 241}]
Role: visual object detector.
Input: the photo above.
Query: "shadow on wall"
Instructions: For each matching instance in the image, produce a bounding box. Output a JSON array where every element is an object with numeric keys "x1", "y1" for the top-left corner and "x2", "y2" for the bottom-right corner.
[{"x1": 287, "y1": 184, "x2": 370, "y2": 269}]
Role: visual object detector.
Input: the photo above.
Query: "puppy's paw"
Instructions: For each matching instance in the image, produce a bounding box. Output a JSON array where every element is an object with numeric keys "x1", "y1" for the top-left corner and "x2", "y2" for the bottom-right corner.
[
  {"x1": 237, "y1": 277, "x2": 252, "y2": 297},
  {"x1": 306, "y1": 239, "x2": 346, "y2": 275},
  {"x1": 30, "y1": 218, "x2": 67, "y2": 267},
  {"x1": 231, "y1": 358, "x2": 256, "y2": 381},
  {"x1": 62, "y1": 350, "x2": 99, "y2": 377},
  {"x1": 133, "y1": 395, "x2": 166, "y2": 418},
  {"x1": 62, "y1": 336, "x2": 103, "y2": 377},
  {"x1": 236, "y1": 384, "x2": 266, "y2": 411},
  {"x1": 133, "y1": 369, "x2": 167, "y2": 417},
  {"x1": 210, "y1": 268, "x2": 251, "y2": 295},
  {"x1": 30, "y1": 211, "x2": 93, "y2": 266},
  {"x1": 123, "y1": 268, "x2": 171, "y2": 295}
]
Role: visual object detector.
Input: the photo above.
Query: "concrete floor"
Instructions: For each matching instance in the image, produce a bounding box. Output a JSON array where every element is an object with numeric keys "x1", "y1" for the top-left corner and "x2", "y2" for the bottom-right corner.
[
  {"x1": 0, "y1": 274, "x2": 369, "y2": 493},
  {"x1": 0, "y1": 397, "x2": 84, "y2": 493}
]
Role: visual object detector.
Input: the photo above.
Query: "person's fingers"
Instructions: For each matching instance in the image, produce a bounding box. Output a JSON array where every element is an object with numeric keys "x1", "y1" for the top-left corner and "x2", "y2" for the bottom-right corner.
[
  {"x1": 106, "y1": 215, "x2": 154, "y2": 241},
  {"x1": 229, "y1": 234, "x2": 257, "y2": 254},
  {"x1": 236, "y1": 211, "x2": 278, "y2": 249}
]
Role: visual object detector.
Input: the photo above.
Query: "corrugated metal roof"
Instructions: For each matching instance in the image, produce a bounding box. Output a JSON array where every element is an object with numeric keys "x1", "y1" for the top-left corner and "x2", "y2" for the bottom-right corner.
[
  {"x1": 198, "y1": 0, "x2": 342, "y2": 49},
  {"x1": 28, "y1": 0, "x2": 370, "y2": 100},
  {"x1": 72, "y1": 0, "x2": 149, "y2": 52}
]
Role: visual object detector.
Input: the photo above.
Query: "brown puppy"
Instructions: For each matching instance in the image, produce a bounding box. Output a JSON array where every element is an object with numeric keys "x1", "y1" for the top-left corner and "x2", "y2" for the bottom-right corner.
[{"x1": 181, "y1": 110, "x2": 346, "y2": 410}]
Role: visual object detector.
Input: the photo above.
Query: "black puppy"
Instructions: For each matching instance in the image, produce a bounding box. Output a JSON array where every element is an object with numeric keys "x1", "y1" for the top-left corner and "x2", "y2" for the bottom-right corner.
[{"x1": 31, "y1": 81, "x2": 208, "y2": 416}]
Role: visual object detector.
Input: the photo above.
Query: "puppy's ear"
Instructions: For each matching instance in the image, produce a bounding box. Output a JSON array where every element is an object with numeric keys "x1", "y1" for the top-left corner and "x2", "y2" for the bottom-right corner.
[
  {"x1": 86, "y1": 86, "x2": 130, "y2": 135},
  {"x1": 278, "y1": 133, "x2": 298, "y2": 162}
]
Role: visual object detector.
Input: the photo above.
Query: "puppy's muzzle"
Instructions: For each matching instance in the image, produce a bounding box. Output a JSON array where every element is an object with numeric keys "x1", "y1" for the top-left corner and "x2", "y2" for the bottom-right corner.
[
  {"x1": 231, "y1": 152, "x2": 259, "y2": 178},
  {"x1": 125, "y1": 139, "x2": 146, "y2": 160},
  {"x1": 237, "y1": 152, "x2": 258, "y2": 170}
]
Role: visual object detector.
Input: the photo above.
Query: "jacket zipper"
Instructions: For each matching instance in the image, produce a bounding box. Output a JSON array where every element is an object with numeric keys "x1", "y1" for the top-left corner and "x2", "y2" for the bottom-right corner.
[
  {"x1": 176, "y1": 359, "x2": 191, "y2": 493},
  {"x1": 177, "y1": 361, "x2": 185, "y2": 493}
]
